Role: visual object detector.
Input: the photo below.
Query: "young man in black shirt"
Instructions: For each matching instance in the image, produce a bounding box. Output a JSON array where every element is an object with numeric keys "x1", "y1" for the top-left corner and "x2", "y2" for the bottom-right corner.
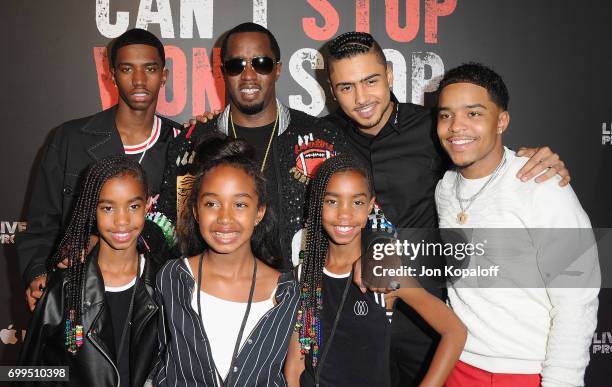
[
  {"x1": 323, "y1": 31, "x2": 570, "y2": 386},
  {"x1": 18, "y1": 28, "x2": 181, "y2": 311}
]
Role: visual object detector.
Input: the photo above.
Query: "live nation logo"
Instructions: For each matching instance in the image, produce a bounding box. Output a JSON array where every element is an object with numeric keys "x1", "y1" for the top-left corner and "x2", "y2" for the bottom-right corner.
[
  {"x1": 592, "y1": 331, "x2": 612, "y2": 355},
  {"x1": 602, "y1": 123, "x2": 612, "y2": 145},
  {"x1": 0, "y1": 221, "x2": 26, "y2": 244}
]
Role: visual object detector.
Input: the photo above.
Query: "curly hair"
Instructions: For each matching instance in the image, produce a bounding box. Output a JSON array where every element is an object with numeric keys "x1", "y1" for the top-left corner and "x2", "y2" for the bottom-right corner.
[{"x1": 439, "y1": 62, "x2": 509, "y2": 110}]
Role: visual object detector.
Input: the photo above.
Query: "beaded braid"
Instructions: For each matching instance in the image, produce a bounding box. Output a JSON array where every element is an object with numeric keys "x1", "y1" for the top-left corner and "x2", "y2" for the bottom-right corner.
[
  {"x1": 47, "y1": 155, "x2": 148, "y2": 355},
  {"x1": 296, "y1": 154, "x2": 373, "y2": 367}
]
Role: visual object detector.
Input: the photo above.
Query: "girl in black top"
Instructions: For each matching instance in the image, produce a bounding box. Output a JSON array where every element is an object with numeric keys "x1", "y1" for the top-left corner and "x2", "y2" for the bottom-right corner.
[
  {"x1": 284, "y1": 154, "x2": 467, "y2": 387},
  {"x1": 19, "y1": 155, "x2": 162, "y2": 387}
]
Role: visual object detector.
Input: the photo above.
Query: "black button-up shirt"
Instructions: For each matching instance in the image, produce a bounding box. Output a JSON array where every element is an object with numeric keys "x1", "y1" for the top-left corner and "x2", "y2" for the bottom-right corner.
[{"x1": 328, "y1": 102, "x2": 448, "y2": 229}]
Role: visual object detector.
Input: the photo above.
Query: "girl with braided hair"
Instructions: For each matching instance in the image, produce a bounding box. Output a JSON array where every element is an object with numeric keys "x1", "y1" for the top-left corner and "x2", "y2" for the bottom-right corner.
[
  {"x1": 19, "y1": 155, "x2": 163, "y2": 387},
  {"x1": 284, "y1": 154, "x2": 466, "y2": 387},
  {"x1": 153, "y1": 134, "x2": 299, "y2": 387}
]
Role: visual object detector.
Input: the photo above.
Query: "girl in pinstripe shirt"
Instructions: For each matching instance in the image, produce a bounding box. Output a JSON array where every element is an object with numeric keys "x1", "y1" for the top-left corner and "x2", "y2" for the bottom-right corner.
[{"x1": 152, "y1": 136, "x2": 299, "y2": 387}]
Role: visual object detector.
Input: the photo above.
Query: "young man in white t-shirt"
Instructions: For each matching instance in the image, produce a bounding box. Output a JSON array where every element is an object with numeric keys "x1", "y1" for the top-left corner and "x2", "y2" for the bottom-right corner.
[{"x1": 434, "y1": 63, "x2": 599, "y2": 386}]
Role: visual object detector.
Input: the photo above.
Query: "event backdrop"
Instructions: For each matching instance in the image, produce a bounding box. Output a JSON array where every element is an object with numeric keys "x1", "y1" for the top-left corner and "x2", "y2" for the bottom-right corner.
[{"x1": 1, "y1": 0, "x2": 611, "y2": 385}]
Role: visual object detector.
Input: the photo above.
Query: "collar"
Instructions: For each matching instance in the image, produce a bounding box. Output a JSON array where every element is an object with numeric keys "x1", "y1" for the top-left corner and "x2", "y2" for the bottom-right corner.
[
  {"x1": 80, "y1": 105, "x2": 118, "y2": 135},
  {"x1": 216, "y1": 99, "x2": 291, "y2": 136},
  {"x1": 386, "y1": 99, "x2": 402, "y2": 134},
  {"x1": 81, "y1": 105, "x2": 173, "y2": 135},
  {"x1": 377, "y1": 91, "x2": 402, "y2": 134},
  {"x1": 81, "y1": 245, "x2": 158, "y2": 309},
  {"x1": 174, "y1": 257, "x2": 295, "y2": 305}
]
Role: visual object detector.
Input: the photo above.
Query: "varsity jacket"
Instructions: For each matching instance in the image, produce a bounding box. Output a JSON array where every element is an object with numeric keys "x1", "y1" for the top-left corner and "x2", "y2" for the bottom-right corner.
[
  {"x1": 149, "y1": 100, "x2": 352, "y2": 266},
  {"x1": 16, "y1": 106, "x2": 180, "y2": 286}
]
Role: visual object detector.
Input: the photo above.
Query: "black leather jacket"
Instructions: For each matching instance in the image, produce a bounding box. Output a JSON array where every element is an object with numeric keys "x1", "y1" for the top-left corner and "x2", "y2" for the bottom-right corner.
[{"x1": 18, "y1": 248, "x2": 161, "y2": 387}]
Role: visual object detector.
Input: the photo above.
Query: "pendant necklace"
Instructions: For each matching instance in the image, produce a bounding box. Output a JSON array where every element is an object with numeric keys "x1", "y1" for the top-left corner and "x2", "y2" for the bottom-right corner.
[
  {"x1": 230, "y1": 109, "x2": 279, "y2": 172},
  {"x1": 455, "y1": 153, "x2": 507, "y2": 225}
]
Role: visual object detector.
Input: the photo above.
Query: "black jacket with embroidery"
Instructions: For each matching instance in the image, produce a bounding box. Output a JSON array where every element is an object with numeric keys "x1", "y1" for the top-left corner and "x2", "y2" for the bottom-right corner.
[
  {"x1": 150, "y1": 103, "x2": 352, "y2": 267},
  {"x1": 16, "y1": 106, "x2": 180, "y2": 286}
]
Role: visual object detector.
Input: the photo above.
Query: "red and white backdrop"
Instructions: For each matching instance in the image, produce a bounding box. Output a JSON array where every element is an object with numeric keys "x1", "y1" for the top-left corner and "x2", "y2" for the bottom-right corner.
[{"x1": 1, "y1": 1, "x2": 610, "y2": 384}]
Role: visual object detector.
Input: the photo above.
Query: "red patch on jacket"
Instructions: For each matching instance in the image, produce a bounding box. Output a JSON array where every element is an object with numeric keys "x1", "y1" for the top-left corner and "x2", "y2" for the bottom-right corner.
[{"x1": 290, "y1": 133, "x2": 335, "y2": 183}]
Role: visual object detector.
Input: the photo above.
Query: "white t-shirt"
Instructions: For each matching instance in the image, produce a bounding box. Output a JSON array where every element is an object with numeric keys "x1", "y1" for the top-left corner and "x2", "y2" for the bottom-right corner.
[{"x1": 184, "y1": 258, "x2": 275, "y2": 380}]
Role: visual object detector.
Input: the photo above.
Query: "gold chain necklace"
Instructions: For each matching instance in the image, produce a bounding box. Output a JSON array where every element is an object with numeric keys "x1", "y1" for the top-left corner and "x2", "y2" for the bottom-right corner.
[
  {"x1": 230, "y1": 109, "x2": 279, "y2": 172},
  {"x1": 454, "y1": 153, "x2": 507, "y2": 225}
]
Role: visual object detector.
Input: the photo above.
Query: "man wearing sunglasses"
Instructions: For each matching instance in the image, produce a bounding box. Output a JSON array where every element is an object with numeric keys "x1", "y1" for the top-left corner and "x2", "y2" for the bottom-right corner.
[{"x1": 151, "y1": 22, "x2": 351, "y2": 264}]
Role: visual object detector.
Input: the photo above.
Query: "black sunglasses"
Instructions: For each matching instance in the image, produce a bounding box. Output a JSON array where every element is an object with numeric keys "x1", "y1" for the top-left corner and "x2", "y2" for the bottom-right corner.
[{"x1": 223, "y1": 56, "x2": 278, "y2": 76}]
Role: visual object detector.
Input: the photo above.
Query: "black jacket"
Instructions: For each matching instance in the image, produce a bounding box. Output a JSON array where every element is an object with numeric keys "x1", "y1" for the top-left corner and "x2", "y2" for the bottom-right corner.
[
  {"x1": 151, "y1": 102, "x2": 353, "y2": 266},
  {"x1": 18, "y1": 248, "x2": 161, "y2": 387},
  {"x1": 16, "y1": 106, "x2": 180, "y2": 285}
]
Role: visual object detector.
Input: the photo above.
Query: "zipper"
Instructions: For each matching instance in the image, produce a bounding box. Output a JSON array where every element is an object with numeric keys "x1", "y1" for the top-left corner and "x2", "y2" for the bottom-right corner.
[
  {"x1": 131, "y1": 285, "x2": 158, "y2": 342},
  {"x1": 131, "y1": 306, "x2": 157, "y2": 347},
  {"x1": 88, "y1": 331, "x2": 120, "y2": 387}
]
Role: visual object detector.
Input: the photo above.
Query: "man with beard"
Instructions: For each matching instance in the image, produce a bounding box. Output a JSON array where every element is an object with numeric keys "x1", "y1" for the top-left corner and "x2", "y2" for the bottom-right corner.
[
  {"x1": 151, "y1": 22, "x2": 351, "y2": 264},
  {"x1": 18, "y1": 28, "x2": 181, "y2": 311}
]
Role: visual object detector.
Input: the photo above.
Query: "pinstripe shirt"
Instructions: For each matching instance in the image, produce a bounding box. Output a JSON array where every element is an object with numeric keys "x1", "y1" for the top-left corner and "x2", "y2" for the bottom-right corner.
[{"x1": 152, "y1": 258, "x2": 299, "y2": 387}]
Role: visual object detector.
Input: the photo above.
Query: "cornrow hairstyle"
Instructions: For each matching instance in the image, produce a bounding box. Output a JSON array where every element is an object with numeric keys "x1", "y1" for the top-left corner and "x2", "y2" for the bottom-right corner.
[
  {"x1": 439, "y1": 62, "x2": 510, "y2": 110},
  {"x1": 326, "y1": 31, "x2": 386, "y2": 66},
  {"x1": 177, "y1": 132, "x2": 284, "y2": 270},
  {"x1": 296, "y1": 153, "x2": 373, "y2": 367},
  {"x1": 48, "y1": 155, "x2": 148, "y2": 355},
  {"x1": 110, "y1": 28, "x2": 166, "y2": 68},
  {"x1": 220, "y1": 22, "x2": 281, "y2": 61}
]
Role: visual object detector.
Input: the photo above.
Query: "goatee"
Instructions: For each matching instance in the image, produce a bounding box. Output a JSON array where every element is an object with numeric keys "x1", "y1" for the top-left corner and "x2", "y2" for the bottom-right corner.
[{"x1": 230, "y1": 95, "x2": 265, "y2": 115}]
